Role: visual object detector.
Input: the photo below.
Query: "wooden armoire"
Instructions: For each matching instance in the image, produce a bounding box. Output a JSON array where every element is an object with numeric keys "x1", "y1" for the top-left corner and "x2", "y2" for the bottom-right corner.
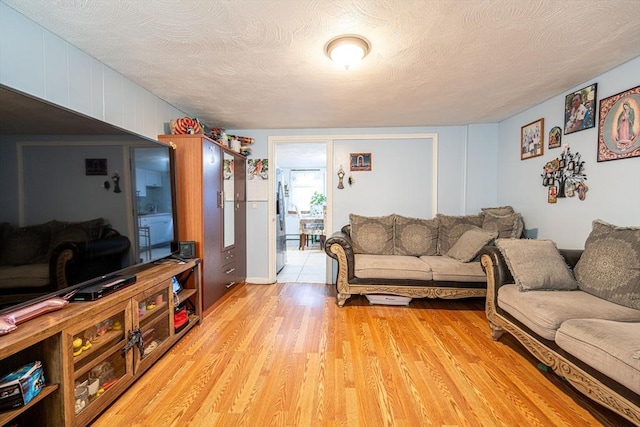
[{"x1": 159, "y1": 134, "x2": 246, "y2": 310}]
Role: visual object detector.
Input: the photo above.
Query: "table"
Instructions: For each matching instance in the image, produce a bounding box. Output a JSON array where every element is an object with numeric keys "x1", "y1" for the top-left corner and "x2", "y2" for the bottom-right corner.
[{"x1": 299, "y1": 217, "x2": 325, "y2": 250}]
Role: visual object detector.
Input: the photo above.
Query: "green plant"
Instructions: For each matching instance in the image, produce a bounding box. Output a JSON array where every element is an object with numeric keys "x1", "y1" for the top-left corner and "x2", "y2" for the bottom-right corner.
[{"x1": 310, "y1": 191, "x2": 326, "y2": 206}]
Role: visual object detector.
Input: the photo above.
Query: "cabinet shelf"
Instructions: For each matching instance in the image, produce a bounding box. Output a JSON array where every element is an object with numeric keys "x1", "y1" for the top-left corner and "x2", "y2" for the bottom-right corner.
[
  {"x1": 0, "y1": 383, "x2": 58, "y2": 426},
  {"x1": 74, "y1": 341, "x2": 125, "y2": 380},
  {"x1": 177, "y1": 288, "x2": 197, "y2": 302},
  {"x1": 139, "y1": 300, "x2": 168, "y2": 326},
  {"x1": 73, "y1": 329, "x2": 123, "y2": 366}
]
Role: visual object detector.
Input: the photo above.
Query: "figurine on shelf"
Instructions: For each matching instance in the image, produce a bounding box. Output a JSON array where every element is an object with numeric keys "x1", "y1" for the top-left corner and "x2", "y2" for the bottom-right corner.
[{"x1": 73, "y1": 336, "x2": 83, "y2": 356}]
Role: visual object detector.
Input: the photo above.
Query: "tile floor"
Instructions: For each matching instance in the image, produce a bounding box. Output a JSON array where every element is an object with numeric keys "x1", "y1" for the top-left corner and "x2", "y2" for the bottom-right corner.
[{"x1": 276, "y1": 239, "x2": 327, "y2": 283}]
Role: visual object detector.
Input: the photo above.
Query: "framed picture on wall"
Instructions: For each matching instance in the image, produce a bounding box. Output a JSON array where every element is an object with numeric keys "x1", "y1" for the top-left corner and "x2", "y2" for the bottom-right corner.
[
  {"x1": 521, "y1": 118, "x2": 544, "y2": 160},
  {"x1": 597, "y1": 85, "x2": 640, "y2": 162},
  {"x1": 85, "y1": 158, "x2": 108, "y2": 175},
  {"x1": 564, "y1": 83, "x2": 597, "y2": 135},
  {"x1": 350, "y1": 152, "x2": 372, "y2": 171},
  {"x1": 548, "y1": 126, "x2": 562, "y2": 149}
]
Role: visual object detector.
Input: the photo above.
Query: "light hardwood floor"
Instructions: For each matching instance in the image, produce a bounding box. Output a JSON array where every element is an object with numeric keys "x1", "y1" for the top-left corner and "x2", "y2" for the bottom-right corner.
[{"x1": 93, "y1": 283, "x2": 631, "y2": 427}]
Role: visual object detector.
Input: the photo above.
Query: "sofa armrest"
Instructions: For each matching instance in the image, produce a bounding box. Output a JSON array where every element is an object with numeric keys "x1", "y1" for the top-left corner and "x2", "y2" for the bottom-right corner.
[
  {"x1": 50, "y1": 235, "x2": 131, "y2": 288},
  {"x1": 325, "y1": 230, "x2": 356, "y2": 281},
  {"x1": 479, "y1": 246, "x2": 513, "y2": 288},
  {"x1": 479, "y1": 246, "x2": 514, "y2": 339}
]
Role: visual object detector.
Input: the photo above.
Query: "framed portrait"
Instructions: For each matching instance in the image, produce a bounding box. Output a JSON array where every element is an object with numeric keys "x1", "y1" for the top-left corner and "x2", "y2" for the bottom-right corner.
[
  {"x1": 564, "y1": 83, "x2": 597, "y2": 135},
  {"x1": 521, "y1": 118, "x2": 544, "y2": 160},
  {"x1": 548, "y1": 126, "x2": 562, "y2": 149},
  {"x1": 350, "y1": 152, "x2": 372, "y2": 171},
  {"x1": 597, "y1": 85, "x2": 640, "y2": 162},
  {"x1": 85, "y1": 158, "x2": 107, "y2": 176}
]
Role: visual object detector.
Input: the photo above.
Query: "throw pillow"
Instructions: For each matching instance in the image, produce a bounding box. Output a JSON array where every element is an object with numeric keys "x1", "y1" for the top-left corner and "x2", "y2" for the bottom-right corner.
[
  {"x1": 446, "y1": 227, "x2": 498, "y2": 263},
  {"x1": 574, "y1": 220, "x2": 640, "y2": 310},
  {"x1": 436, "y1": 213, "x2": 484, "y2": 255},
  {"x1": 482, "y1": 211, "x2": 524, "y2": 238},
  {"x1": 481, "y1": 206, "x2": 515, "y2": 216},
  {"x1": 1, "y1": 222, "x2": 53, "y2": 266},
  {"x1": 394, "y1": 215, "x2": 438, "y2": 256},
  {"x1": 49, "y1": 218, "x2": 105, "y2": 255},
  {"x1": 496, "y1": 239, "x2": 579, "y2": 291},
  {"x1": 349, "y1": 214, "x2": 394, "y2": 255}
]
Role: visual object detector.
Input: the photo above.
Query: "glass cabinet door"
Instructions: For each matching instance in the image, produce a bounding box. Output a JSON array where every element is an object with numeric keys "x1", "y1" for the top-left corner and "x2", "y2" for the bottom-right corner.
[
  {"x1": 69, "y1": 301, "x2": 132, "y2": 425},
  {"x1": 132, "y1": 280, "x2": 171, "y2": 373}
]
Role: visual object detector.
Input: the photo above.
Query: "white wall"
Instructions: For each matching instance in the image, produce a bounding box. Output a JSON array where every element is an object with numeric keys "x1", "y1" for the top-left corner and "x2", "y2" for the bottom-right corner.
[
  {"x1": 0, "y1": 2, "x2": 185, "y2": 140},
  {"x1": 497, "y1": 57, "x2": 640, "y2": 248}
]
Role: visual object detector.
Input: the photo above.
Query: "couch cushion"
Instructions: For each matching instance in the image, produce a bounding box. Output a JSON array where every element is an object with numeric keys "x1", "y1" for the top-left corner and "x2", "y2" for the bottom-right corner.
[
  {"x1": 482, "y1": 211, "x2": 524, "y2": 239},
  {"x1": 436, "y1": 214, "x2": 484, "y2": 255},
  {"x1": 354, "y1": 254, "x2": 432, "y2": 281},
  {"x1": 50, "y1": 218, "x2": 105, "y2": 248},
  {"x1": 0, "y1": 264, "x2": 50, "y2": 288},
  {"x1": 1, "y1": 222, "x2": 53, "y2": 266},
  {"x1": 574, "y1": 220, "x2": 640, "y2": 310},
  {"x1": 349, "y1": 214, "x2": 394, "y2": 255},
  {"x1": 446, "y1": 227, "x2": 497, "y2": 263},
  {"x1": 496, "y1": 239, "x2": 579, "y2": 291},
  {"x1": 420, "y1": 256, "x2": 486, "y2": 282},
  {"x1": 498, "y1": 284, "x2": 640, "y2": 340},
  {"x1": 556, "y1": 319, "x2": 640, "y2": 394},
  {"x1": 481, "y1": 206, "x2": 515, "y2": 216},
  {"x1": 394, "y1": 215, "x2": 438, "y2": 256}
]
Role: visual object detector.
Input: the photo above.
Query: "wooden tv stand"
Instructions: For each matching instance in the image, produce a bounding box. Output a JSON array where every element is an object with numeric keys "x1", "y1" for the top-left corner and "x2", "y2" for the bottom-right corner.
[{"x1": 0, "y1": 258, "x2": 202, "y2": 427}]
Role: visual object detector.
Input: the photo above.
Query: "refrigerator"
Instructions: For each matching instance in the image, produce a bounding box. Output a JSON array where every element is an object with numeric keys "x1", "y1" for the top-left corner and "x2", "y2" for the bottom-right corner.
[{"x1": 275, "y1": 171, "x2": 287, "y2": 274}]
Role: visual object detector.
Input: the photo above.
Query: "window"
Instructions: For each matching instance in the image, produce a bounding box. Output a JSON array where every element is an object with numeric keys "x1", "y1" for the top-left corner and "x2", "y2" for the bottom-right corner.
[{"x1": 289, "y1": 169, "x2": 324, "y2": 214}]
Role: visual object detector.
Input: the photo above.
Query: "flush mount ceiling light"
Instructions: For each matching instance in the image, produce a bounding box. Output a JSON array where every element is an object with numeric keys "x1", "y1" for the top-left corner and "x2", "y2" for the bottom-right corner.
[{"x1": 325, "y1": 35, "x2": 370, "y2": 70}]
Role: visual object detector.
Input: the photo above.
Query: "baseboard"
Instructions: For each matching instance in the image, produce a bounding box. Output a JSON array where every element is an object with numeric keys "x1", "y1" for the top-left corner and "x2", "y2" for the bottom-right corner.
[{"x1": 245, "y1": 277, "x2": 275, "y2": 285}]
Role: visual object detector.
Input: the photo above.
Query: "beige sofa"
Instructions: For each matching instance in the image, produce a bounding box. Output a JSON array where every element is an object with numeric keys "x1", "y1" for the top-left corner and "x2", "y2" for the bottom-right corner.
[
  {"x1": 481, "y1": 220, "x2": 640, "y2": 424},
  {"x1": 325, "y1": 207, "x2": 523, "y2": 307},
  {"x1": 0, "y1": 219, "x2": 130, "y2": 304}
]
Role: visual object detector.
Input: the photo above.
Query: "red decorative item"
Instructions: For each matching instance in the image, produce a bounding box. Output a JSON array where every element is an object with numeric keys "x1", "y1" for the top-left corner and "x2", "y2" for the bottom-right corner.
[
  {"x1": 171, "y1": 117, "x2": 203, "y2": 135},
  {"x1": 174, "y1": 306, "x2": 189, "y2": 333}
]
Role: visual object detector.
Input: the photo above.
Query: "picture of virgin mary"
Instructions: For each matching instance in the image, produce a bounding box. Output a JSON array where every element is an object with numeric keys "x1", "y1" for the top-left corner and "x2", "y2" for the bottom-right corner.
[
  {"x1": 597, "y1": 86, "x2": 640, "y2": 162},
  {"x1": 615, "y1": 101, "x2": 636, "y2": 151}
]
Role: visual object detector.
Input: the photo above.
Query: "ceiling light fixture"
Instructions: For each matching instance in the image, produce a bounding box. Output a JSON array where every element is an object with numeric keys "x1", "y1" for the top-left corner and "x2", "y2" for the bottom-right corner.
[{"x1": 325, "y1": 35, "x2": 370, "y2": 70}]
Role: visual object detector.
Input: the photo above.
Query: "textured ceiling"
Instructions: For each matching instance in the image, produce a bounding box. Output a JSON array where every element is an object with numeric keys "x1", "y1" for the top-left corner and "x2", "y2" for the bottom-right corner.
[{"x1": 2, "y1": 0, "x2": 640, "y2": 130}]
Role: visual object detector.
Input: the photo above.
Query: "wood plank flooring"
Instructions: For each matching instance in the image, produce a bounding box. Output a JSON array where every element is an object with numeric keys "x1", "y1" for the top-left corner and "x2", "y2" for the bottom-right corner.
[{"x1": 92, "y1": 283, "x2": 632, "y2": 427}]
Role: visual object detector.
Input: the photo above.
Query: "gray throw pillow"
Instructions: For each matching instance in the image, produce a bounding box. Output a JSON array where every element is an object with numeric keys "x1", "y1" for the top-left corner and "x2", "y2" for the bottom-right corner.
[
  {"x1": 481, "y1": 206, "x2": 515, "y2": 216},
  {"x1": 574, "y1": 220, "x2": 640, "y2": 310},
  {"x1": 394, "y1": 215, "x2": 438, "y2": 256},
  {"x1": 482, "y1": 211, "x2": 524, "y2": 238},
  {"x1": 349, "y1": 214, "x2": 394, "y2": 255},
  {"x1": 496, "y1": 239, "x2": 579, "y2": 291},
  {"x1": 1, "y1": 222, "x2": 53, "y2": 266},
  {"x1": 446, "y1": 227, "x2": 498, "y2": 262},
  {"x1": 49, "y1": 218, "x2": 105, "y2": 256},
  {"x1": 436, "y1": 213, "x2": 484, "y2": 255}
]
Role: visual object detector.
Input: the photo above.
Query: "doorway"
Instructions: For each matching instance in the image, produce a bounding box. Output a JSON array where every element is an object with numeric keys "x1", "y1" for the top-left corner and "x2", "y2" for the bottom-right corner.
[{"x1": 273, "y1": 141, "x2": 329, "y2": 283}]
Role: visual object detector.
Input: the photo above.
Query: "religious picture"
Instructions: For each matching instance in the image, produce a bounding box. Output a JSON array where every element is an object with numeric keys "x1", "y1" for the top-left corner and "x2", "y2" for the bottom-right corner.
[{"x1": 597, "y1": 85, "x2": 640, "y2": 162}]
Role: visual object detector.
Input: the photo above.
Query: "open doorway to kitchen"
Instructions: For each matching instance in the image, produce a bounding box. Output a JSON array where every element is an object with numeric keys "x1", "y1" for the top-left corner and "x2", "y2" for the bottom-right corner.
[{"x1": 274, "y1": 142, "x2": 328, "y2": 283}]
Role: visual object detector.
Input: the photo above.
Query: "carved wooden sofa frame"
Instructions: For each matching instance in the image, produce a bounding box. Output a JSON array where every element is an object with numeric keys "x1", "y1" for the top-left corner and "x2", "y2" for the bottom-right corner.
[
  {"x1": 481, "y1": 247, "x2": 640, "y2": 425},
  {"x1": 325, "y1": 231, "x2": 487, "y2": 307}
]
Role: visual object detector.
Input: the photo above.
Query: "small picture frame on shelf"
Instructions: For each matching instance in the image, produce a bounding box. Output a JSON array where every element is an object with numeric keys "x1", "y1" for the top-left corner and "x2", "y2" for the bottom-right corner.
[{"x1": 521, "y1": 118, "x2": 544, "y2": 160}]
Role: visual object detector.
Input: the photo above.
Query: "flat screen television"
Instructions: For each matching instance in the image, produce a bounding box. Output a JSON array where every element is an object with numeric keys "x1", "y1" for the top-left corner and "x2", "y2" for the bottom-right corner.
[{"x1": 0, "y1": 85, "x2": 180, "y2": 314}]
